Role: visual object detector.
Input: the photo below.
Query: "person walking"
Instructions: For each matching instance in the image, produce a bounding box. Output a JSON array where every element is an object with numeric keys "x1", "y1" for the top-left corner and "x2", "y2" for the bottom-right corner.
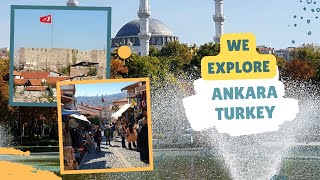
[
  {"x1": 119, "y1": 121, "x2": 127, "y2": 148},
  {"x1": 126, "y1": 123, "x2": 137, "y2": 150},
  {"x1": 94, "y1": 127, "x2": 102, "y2": 152},
  {"x1": 110, "y1": 122, "x2": 116, "y2": 142},
  {"x1": 104, "y1": 125, "x2": 112, "y2": 146},
  {"x1": 138, "y1": 116, "x2": 149, "y2": 164}
]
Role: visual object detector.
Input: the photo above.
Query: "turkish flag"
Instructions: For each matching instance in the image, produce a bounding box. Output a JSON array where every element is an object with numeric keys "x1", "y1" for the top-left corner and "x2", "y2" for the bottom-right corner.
[{"x1": 40, "y1": 15, "x2": 52, "y2": 24}]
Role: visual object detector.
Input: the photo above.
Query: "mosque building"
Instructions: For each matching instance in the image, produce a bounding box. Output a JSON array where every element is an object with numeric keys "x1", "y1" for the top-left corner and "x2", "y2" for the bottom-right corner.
[
  {"x1": 111, "y1": 0, "x2": 224, "y2": 56},
  {"x1": 111, "y1": 0, "x2": 179, "y2": 56}
]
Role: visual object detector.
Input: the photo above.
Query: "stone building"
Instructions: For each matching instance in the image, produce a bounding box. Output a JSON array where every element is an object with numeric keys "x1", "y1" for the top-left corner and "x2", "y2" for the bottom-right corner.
[
  {"x1": 70, "y1": 62, "x2": 105, "y2": 79},
  {"x1": 16, "y1": 47, "x2": 106, "y2": 78}
]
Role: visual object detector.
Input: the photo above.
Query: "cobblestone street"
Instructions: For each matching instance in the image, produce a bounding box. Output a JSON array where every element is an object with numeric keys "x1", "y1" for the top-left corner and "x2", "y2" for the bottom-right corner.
[{"x1": 79, "y1": 137, "x2": 149, "y2": 170}]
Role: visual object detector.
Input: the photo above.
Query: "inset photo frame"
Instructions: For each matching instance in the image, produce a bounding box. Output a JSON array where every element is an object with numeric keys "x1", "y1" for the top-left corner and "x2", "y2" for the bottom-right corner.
[
  {"x1": 56, "y1": 78, "x2": 153, "y2": 174},
  {"x1": 9, "y1": 5, "x2": 112, "y2": 107}
]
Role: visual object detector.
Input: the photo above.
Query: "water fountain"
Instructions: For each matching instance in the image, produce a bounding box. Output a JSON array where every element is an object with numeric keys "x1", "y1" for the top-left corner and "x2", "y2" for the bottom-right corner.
[{"x1": 1, "y1": 77, "x2": 319, "y2": 179}]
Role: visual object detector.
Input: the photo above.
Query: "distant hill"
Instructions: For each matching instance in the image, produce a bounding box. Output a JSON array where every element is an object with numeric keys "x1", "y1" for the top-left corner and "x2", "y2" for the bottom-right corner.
[{"x1": 76, "y1": 92, "x2": 126, "y2": 107}]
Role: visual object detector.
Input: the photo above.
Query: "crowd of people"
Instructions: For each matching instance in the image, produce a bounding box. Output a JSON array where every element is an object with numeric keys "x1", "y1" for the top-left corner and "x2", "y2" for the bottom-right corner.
[
  {"x1": 81, "y1": 111, "x2": 150, "y2": 164},
  {"x1": 63, "y1": 108, "x2": 150, "y2": 171},
  {"x1": 117, "y1": 112, "x2": 149, "y2": 164}
]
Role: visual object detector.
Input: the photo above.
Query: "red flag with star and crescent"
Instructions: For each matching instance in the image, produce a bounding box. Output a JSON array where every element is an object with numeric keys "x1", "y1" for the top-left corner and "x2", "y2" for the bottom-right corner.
[{"x1": 40, "y1": 15, "x2": 52, "y2": 24}]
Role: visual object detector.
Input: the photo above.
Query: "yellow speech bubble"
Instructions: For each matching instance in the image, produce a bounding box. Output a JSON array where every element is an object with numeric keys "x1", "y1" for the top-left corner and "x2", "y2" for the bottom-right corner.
[{"x1": 201, "y1": 33, "x2": 277, "y2": 80}]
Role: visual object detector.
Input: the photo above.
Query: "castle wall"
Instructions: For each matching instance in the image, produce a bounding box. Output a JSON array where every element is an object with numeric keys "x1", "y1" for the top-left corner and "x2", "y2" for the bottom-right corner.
[{"x1": 17, "y1": 48, "x2": 106, "y2": 73}]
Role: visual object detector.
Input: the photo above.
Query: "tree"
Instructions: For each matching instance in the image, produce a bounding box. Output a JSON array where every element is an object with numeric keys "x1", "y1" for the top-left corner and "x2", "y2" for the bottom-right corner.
[
  {"x1": 58, "y1": 64, "x2": 71, "y2": 76},
  {"x1": 149, "y1": 46, "x2": 160, "y2": 57},
  {"x1": 110, "y1": 49, "x2": 129, "y2": 78},
  {"x1": 275, "y1": 55, "x2": 286, "y2": 69},
  {"x1": 190, "y1": 42, "x2": 220, "y2": 68},
  {"x1": 186, "y1": 42, "x2": 220, "y2": 78},
  {"x1": 289, "y1": 44, "x2": 320, "y2": 80},
  {"x1": 159, "y1": 41, "x2": 194, "y2": 72},
  {"x1": 0, "y1": 58, "x2": 17, "y2": 124},
  {"x1": 284, "y1": 59, "x2": 317, "y2": 80},
  {"x1": 110, "y1": 59, "x2": 128, "y2": 78}
]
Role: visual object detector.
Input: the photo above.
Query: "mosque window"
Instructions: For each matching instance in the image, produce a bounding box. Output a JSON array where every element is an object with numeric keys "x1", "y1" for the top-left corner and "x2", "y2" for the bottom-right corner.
[
  {"x1": 155, "y1": 37, "x2": 159, "y2": 45},
  {"x1": 152, "y1": 37, "x2": 156, "y2": 45},
  {"x1": 160, "y1": 37, "x2": 163, "y2": 45}
]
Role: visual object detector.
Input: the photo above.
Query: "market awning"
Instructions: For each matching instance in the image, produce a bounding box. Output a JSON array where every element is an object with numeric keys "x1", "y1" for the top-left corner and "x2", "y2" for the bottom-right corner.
[
  {"x1": 62, "y1": 109, "x2": 82, "y2": 115},
  {"x1": 70, "y1": 114, "x2": 91, "y2": 124},
  {"x1": 111, "y1": 104, "x2": 131, "y2": 119}
]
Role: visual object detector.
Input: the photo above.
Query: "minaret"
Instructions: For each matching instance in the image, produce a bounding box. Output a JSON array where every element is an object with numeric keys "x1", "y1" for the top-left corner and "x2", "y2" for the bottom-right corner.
[
  {"x1": 213, "y1": 0, "x2": 225, "y2": 44},
  {"x1": 138, "y1": 0, "x2": 152, "y2": 56},
  {"x1": 66, "y1": 0, "x2": 78, "y2": 6}
]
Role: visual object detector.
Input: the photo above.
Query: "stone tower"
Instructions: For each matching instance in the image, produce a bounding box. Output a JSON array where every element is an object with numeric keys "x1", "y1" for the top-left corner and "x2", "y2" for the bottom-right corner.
[
  {"x1": 138, "y1": 0, "x2": 152, "y2": 56},
  {"x1": 213, "y1": 0, "x2": 225, "y2": 44}
]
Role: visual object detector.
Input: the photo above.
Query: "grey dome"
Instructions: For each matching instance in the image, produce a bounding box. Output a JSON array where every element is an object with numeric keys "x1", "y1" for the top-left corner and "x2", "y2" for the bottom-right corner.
[{"x1": 115, "y1": 18, "x2": 174, "y2": 37}]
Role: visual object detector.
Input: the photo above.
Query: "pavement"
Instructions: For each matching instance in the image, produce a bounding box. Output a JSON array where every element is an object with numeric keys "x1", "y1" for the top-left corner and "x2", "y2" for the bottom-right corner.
[{"x1": 79, "y1": 137, "x2": 149, "y2": 170}]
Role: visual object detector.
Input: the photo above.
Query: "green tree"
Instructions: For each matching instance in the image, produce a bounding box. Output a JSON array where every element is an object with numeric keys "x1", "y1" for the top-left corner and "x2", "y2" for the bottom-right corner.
[
  {"x1": 149, "y1": 46, "x2": 160, "y2": 57},
  {"x1": 158, "y1": 41, "x2": 194, "y2": 72},
  {"x1": 275, "y1": 56, "x2": 286, "y2": 69},
  {"x1": 58, "y1": 64, "x2": 71, "y2": 76},
  {"x1": 189, "y1": 42, "x2": 220, "y2": 73}
]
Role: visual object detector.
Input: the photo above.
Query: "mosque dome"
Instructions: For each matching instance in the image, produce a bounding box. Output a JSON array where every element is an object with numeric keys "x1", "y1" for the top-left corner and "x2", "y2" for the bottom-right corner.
[
  {"x1": 115, "y1": 18, "x2": 174, "y2": 37},
  {"x1": 111, "y1": 18, "x2": 179, "y2": 49}
]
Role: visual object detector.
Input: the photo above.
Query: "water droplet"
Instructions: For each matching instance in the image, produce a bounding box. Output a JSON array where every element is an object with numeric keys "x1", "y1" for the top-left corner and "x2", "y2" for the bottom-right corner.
[
  {"x1": 301, "y1": 16, "x2": 304, "y2": 19},
  {"x1": 311, "y1": 9, "x2": 315, "y2": 12},
  {"x1": 308, "y1": 31, "x2": 312, "y2": 35},
  {"x1": 317, "y1": 8, "x2": 320, "y2": 12},
  {"x1": 307, "y1": 19, "x2": 311, "y2": 23},
  {"x1": 294, "y1": 24, "x2": 298, "y2": 27},
  {"x1": 292, "y1": 40, "x2": 296, "y2": 44},
  {"x1": 294, "y1": 15, "x2": 297, "y2": 18},
  {"x1": 303, "y1": 7, "x2": 307, "y2": 11},
  {"x1": 316, "y1": 16, "x2": 319, "y2": 19},
  {"x1": 307, "y1": 0, "x2": 313, "y2": 4},
  {"x1": 314, "y1": 1, "x2": 317, "y2": 4}
]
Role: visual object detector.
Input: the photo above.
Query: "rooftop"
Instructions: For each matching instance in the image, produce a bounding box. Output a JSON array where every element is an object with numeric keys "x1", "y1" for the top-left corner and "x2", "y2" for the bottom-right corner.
[
  {"x1": 121, "y1": 81, "x2": 143, "y2": 91},
  {"x1": 47, "y1": 77, "x2": 71, "y2": 85},
  {"x1": 25, "y1": 86, "x2": 47, "y2": 91},
  {"x1": 14, "y1": 79, "x2": 42, "y2": 86},
  {"x1": 20, "y1": 71, "x2": 50, "y2": 79}
]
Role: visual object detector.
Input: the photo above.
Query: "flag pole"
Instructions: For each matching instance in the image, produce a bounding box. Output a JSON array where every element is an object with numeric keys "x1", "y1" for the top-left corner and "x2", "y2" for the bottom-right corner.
[
  {"x1": 50, "y1": 14, "x2": 53, "y2": 70},
  {"x1": 51, "y1": 14, "x2": 53, "y2": 49}
]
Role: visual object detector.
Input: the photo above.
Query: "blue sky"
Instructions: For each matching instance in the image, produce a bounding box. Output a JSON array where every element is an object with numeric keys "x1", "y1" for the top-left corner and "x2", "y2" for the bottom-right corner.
[
  {"x1": 75, "y1": 81, "x2": 134, "y2": 97},
  {"x1": 0, "y1": 0, "x2": 320, "y2": 49},
  {"x1": 13, "y1": 8, "x2": 108, "y2": 50}
]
